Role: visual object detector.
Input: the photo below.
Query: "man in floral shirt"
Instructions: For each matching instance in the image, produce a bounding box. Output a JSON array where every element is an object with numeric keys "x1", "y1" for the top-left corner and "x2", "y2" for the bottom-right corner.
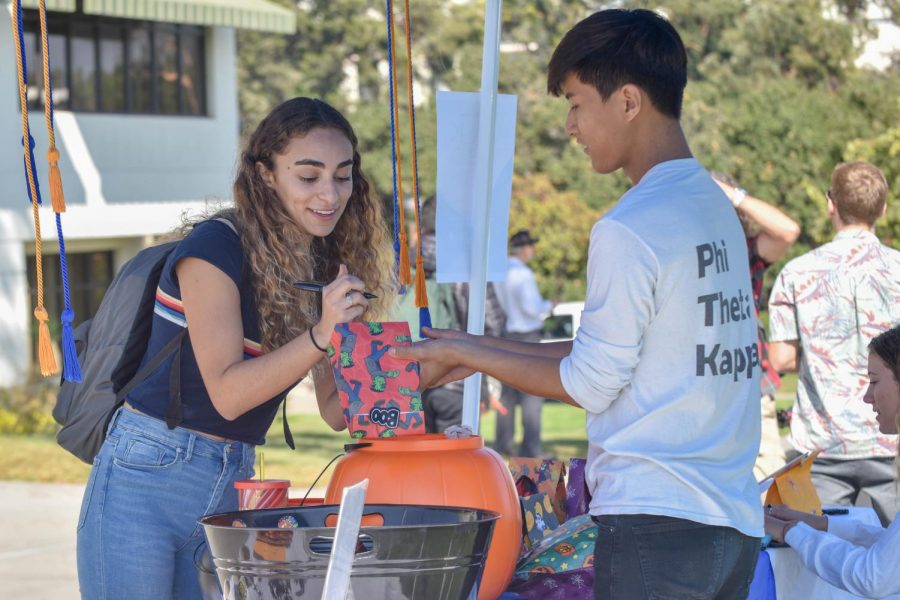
[{"x1": 768, "y1": 161, "x2": 900, "y2": 525}]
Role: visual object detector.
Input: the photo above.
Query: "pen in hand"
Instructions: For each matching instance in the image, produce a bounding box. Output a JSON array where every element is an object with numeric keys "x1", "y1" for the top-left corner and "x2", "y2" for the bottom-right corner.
[{"x1": 293, "y1": 281, "x2": 378, "y2": 300}]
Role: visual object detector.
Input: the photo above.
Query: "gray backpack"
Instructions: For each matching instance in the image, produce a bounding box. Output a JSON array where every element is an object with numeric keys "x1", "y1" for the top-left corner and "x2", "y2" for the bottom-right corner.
[
  {"x1": 53, "y1": 239, "x2": 184, "y2": 464},
  {"x1": 50, "y1": 217, "x2": 296, "y2": 464}
]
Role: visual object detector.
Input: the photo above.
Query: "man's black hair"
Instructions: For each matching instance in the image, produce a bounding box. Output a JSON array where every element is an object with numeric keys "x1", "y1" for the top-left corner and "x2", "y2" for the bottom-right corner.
[{"x1": 547, "y1": 9, "x2": 688, "y2": 119}]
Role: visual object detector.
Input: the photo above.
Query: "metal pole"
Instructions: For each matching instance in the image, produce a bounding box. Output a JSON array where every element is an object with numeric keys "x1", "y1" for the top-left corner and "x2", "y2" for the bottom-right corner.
[{"x1": 461, "y1": 0, "x2": 502, "y2": 433}]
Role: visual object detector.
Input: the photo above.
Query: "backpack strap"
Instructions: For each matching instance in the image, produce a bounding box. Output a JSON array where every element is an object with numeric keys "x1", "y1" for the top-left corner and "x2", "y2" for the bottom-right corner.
[
  {"x1": 116, "y1": 329, "x2": 187, "y2": 403},
  {"x1": 165, "y1": 333, "x2": 185, "y2": 429},
  {"x1": 213, "y1": 216, "x2": 238, "y2": 236},
  {"x1": 282, "y1": 400, "x2": 295, "y2": 450}
]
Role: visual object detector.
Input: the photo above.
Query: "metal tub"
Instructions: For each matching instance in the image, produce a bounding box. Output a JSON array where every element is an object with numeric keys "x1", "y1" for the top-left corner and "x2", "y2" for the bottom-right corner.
[{"x1": 199, "y1": 504, "x2": 498, "y2": 599}]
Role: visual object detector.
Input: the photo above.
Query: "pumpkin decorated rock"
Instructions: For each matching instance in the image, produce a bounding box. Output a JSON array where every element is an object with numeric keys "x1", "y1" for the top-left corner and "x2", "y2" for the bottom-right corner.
[{"x1": 325, "y1": 434, "x2": 522, "y2": 600}]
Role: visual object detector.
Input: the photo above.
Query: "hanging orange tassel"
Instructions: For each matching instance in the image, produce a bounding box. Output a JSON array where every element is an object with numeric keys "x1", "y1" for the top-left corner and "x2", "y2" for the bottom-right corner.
[
  {"x1": 398, "y1": 229, "x2": 411, "y2": 285},
  {"x1": 34, "y1": 306, "x2": 57, "y2": 376},
  {"x1": 414, "y1": 254, "x2": 429, "y2": 308},
  {"x1": 47, "y1": 147, "x2": 65, "y2": 212}
]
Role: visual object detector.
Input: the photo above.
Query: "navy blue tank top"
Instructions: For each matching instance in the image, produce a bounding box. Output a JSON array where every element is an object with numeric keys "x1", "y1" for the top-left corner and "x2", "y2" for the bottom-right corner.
[{"x1": 127, "y1": 219, "x2": 286, "y2": 443}]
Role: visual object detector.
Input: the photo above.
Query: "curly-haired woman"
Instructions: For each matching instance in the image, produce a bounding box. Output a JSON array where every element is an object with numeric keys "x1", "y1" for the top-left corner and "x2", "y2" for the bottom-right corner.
[
  {"x1": 76, "y1": 98, "x2": 395, "y2": 598},
  {"x1": 765, "y1": 324, "x2": 900, "y2": 599}
]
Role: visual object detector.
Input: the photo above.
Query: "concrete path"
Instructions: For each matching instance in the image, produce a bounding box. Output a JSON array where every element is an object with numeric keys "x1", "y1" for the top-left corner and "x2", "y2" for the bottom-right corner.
[
  {"x1": 0, "y1": 479, "x2": 326, "y2": 599},
  {"x1": 1, "y1": 481, "x2": 83, "y2": 599},
  {"x1": 0, "y1": 382, "x2": 321, "y2": 599}
]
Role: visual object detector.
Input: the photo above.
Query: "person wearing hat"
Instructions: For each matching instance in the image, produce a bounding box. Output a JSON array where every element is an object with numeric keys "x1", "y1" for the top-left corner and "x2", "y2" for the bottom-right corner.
[{"x1": 493, "y1": 229, "x2": 553, "y2": 457}]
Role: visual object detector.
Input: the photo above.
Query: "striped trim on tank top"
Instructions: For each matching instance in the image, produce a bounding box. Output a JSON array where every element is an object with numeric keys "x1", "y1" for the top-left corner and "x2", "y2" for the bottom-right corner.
[{"x1": 154, "y1": 287, "x2": 263, "y2": 358}]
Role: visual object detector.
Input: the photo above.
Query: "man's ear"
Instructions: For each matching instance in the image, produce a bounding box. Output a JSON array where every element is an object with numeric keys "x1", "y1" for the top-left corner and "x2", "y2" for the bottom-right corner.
[
  {"x1": 826, "y1": 194, "x2": 836, "y2": 217},
  {"x1": 256, "y1": 161, "x2": 275, "y2": 189},
  {"x1": 620, "y1": 84, "x2": 642, "y2": 122}
]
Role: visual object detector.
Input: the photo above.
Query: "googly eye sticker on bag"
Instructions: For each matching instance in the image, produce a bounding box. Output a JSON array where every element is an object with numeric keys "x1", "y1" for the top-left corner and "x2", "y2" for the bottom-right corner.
[{"x1": 328, "y1": 321, "x2": 426, "y2": 439}]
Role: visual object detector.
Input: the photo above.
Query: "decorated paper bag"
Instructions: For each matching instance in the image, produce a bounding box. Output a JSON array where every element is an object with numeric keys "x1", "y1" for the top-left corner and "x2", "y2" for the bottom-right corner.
[
  {"x1": 520, "y1": 493, "x2": 560, "y2": 550},
  {"x1": 516, "y1": 513, "x2": 597, "y2": 577},
  {"x1": 566, "y1": 458, "x2": 591, "y2": 520},
  {"x1": 328, "y1": 321, "x2": 425, "y2": 438},
  {"x1": 509, "y1": 457, "x2": 568, "y2": 524}
]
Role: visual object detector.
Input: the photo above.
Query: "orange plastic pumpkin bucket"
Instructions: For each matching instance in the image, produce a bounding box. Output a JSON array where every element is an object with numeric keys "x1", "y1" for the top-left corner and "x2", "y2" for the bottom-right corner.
[{"x1": 324, "y1": 434, "x2": 522, "y2": 600}]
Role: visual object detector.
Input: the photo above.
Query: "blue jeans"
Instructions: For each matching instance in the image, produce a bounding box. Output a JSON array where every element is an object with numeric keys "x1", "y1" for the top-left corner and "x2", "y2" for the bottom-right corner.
[
  {"x1": 77, "y1": 407, "x2": 255, "y2": 599},
  {"x1": 592, "y1": 514, "x2": 760, "y2": 599}
]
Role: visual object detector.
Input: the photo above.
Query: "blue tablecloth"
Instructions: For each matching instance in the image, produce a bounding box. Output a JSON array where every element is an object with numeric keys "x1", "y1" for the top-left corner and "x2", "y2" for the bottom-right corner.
[{"x1": 748, "y1": 549, "x2": 776, "y2": 600}]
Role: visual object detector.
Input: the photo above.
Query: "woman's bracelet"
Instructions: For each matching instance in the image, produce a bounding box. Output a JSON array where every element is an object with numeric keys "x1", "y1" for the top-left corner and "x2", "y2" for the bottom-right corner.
[{"x1": 309, "y1": 327, "x2": 328, "y2": 353}]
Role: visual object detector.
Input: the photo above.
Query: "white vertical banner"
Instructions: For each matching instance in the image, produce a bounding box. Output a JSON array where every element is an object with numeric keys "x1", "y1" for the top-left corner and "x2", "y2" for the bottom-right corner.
[{"x1": 434, "y1": 90, "x2": 517, "y2": 284}]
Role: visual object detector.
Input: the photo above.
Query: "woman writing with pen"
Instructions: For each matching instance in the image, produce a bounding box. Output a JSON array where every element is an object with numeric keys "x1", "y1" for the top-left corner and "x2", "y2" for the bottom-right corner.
[
  {"x1": 77, "y1": 97, "x2": 395, "y2": 599},
  {"x1": 294, "y1": 280, "x2": 379, "y2": 299},
  {"x1": 764, "y1": 324, "x2": 900, "y2": 599}
]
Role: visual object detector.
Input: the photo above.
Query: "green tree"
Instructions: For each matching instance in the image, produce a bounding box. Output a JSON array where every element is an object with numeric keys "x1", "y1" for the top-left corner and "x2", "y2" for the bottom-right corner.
[
  {"x1": 628, "y1": 0, "x2": 900, "y2": 291},
  {"x1": 509, "y1": 173, "x2": 601, "y2": 301},
  {"x1": 236, "y1": 0, "x2": 900, "y2": 302},
  {"x1": 847, "y1": 114, "x2": 900, "y2": 247}
]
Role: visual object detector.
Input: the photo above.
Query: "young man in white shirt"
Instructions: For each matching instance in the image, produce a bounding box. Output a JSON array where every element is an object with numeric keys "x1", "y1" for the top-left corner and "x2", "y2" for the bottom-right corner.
[
  {"x1": 494, "y1": 229, "x2": 553, "y2": 457},
  {"x1": 394, "y1": 8, "x2": 763, "y2": 598}
]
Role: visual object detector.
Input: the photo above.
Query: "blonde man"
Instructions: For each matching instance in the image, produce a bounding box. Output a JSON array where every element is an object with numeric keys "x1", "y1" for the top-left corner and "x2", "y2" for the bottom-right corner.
[{"x1": 768, "y1": 161, "x2": 900, "y2": 526}]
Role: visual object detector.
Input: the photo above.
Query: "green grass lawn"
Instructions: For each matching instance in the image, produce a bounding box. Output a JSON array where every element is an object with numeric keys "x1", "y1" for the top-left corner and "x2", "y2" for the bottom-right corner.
[{"x1": 0, "y1": 402, "x2": 588, "y2": 489}]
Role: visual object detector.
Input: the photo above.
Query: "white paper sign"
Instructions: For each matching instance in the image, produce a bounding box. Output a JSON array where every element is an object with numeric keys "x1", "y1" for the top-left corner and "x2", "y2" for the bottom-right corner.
[{"x1": 435, "y1": 91, "x2": 517, "y2": 283}]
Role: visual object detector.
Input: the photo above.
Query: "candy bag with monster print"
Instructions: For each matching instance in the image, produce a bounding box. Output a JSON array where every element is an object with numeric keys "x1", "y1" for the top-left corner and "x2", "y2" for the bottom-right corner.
[{"x1": 328, "y1": 321, "x2": 425, "y2": 438}]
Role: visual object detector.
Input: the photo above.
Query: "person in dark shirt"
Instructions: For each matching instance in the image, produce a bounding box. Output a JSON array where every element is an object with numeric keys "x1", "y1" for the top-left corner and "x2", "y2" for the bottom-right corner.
[{"x1": 76, "y1": 98, "x2": 395, "y2": 599}]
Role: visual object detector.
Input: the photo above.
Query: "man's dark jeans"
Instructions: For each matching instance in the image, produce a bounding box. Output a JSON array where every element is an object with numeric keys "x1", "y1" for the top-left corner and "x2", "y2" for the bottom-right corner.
[{"x1": 592, "y1": 514, "x2": 760, "y2": 599}]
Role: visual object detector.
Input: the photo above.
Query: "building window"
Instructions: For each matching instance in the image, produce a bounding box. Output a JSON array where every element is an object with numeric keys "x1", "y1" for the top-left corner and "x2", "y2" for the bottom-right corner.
[
  {"x1": 26, "y1": 251, "x2": 114, "y2": 333},
  {"x1": 22, "y1": 10, "x2": 206, "y2": 116}
]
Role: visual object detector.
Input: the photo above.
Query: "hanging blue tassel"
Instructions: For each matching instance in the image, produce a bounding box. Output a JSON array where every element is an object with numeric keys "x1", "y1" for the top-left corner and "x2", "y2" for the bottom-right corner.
[
  {"x1": 418, "y1": 306, "x2": 432, "y2": 338},
  {"x1": 56, "y1": 216, "x2": 82, "y2": 381},
  {"x1": 60, "y1": 307, "x2": 81, "y2": 382},
  {"x1": 38, "y1": 9, "x2": 80, "y2": 381}
]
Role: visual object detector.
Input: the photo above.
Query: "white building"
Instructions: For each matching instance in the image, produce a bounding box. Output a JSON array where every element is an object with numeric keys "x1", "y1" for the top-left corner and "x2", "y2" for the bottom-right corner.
[{"x1": 0, "y1": 0, "x2": 294, "y2": 385}]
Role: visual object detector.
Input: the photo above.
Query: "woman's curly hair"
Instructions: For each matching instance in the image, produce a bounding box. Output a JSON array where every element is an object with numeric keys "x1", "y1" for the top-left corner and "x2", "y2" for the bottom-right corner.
[{"x1": 231, "y1": 97, "x2": 395, "y2": 351}]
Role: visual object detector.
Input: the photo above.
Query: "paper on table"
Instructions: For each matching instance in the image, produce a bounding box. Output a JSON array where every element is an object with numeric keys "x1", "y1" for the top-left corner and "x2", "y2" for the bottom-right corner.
[{"x1": 435, "y1": 90, "x2": 517, "y2": 284}]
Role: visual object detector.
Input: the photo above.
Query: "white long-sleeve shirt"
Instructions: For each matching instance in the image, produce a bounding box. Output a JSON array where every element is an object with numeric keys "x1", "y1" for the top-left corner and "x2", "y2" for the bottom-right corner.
[
  {"x1": 786, "y1": 512, "x2": 900, "y2": 598},
  {"x1": 495, "y1": 256, "x2": 552, "y2": 333},
  {"x1": 559, "y1": 158, "x2": 764, "y2": 538}
]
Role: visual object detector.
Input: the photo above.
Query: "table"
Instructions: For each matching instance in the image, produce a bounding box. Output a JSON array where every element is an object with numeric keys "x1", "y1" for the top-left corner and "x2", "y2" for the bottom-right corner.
[
  {"x1": 503, "y1": 507, "x2": 897, "y2": 600},
  {"x1": 749, "y1": 506, "x2": 899, "y2": 600}
]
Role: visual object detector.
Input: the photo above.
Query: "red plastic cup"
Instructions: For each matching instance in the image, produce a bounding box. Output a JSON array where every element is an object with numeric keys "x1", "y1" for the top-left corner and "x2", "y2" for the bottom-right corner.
[{"x1": 234, "y1": 479, "x2": 290, "y2": 510}]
